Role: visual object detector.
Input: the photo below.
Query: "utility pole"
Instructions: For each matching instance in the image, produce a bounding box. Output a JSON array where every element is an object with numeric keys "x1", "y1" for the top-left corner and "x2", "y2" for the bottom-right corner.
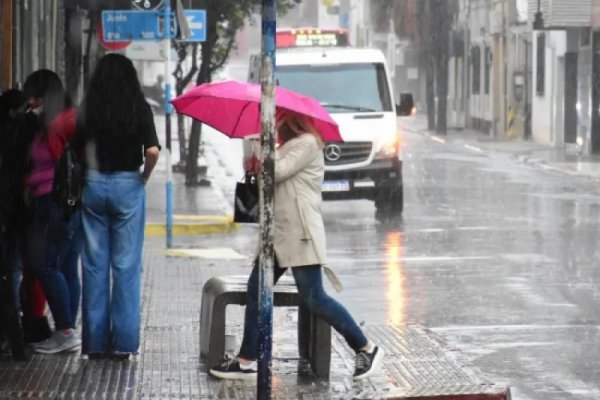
[{"x1": 257, "y1": 0, "x2": 276, "y2": 397}]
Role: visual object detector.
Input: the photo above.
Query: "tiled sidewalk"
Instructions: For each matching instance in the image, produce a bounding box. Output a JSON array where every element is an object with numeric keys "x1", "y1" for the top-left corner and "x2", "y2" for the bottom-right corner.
[{"x1": 0, "y1": 237, "x2": 510, "y2": 399}]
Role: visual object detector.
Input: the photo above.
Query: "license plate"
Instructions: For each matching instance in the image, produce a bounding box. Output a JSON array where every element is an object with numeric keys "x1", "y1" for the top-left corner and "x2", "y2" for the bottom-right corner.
[{"x1": 322, "y1": 180, "x2": 350, "y2": 192}]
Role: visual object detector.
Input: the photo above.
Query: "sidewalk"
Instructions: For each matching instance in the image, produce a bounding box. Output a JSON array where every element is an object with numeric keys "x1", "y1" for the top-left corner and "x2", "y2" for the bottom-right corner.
[
  {"x1": 402, "y1": 115, "x2": 600, "y2": 181},
  {"x1": 0, "y1": 231, "x2": 511, "y2": 399}
]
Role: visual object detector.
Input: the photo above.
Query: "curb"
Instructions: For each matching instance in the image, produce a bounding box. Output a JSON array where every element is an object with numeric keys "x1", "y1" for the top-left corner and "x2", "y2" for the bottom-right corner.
[
  {"x1": 422, "y1": 130, "x2": 600, "y2": 182},
  {"x1": 145, "y1": 214, "x2": 239, "y2": 236}
]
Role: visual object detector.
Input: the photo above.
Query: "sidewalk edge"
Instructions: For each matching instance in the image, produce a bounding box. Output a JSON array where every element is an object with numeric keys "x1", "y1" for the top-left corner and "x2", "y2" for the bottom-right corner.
[{"x1": 145, "y1": 215, "x2": 239, "y2": 236}]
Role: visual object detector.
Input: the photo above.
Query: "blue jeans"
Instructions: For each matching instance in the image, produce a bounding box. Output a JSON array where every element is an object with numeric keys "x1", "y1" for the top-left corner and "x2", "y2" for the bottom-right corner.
[
  {"x1": 81, "y1": 171, "x2": 145, "y2": 355},
  {"x1": 238, "y1": 259, "x2": 368, "y2": 361},
  {"x1": 27, "y1": 194, "x2": 82, "y2": 331}
]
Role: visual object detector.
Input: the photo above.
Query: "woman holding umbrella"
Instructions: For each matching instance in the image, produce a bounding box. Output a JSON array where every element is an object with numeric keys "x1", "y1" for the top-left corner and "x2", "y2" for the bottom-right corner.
[{"x1": 209, "y1": 109, "x2": 384, "y2": 381}]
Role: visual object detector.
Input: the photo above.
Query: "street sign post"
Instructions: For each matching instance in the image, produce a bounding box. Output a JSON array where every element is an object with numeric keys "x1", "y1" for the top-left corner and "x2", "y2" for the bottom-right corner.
[
  {"x1": 101, "y1": 10, "x2": 177, "y2": 42},
  {"x1": 102, "y1": 10, "x2": 160, "y2": 41},
  {"x1": 257, "y1": 0, "x2": 276, "y2": 397},
  {"x1": 101, "y1": 9, "x2": 204, "y2": 42},
  {"x1": 183, "y1": 10, "x2": 206, "y2": 42}
]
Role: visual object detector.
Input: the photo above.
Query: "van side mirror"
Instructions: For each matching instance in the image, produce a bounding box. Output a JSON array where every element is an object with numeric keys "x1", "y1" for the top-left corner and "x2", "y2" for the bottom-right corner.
[{"x1": 396, "y1": 93, "x2": 415, "y2": 116}]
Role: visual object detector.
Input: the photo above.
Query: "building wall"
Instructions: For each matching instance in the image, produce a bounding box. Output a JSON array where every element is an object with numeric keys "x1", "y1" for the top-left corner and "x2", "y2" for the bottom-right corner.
[
  {"x1": 11, "y1": 0, "x2": 64, "y2": 89},
  {"x1": 531, "y1": 30, "x2": 567, "y2": 145},
  {"x1": 467, "y1": 0, "x2": 494, "y2": 133}
]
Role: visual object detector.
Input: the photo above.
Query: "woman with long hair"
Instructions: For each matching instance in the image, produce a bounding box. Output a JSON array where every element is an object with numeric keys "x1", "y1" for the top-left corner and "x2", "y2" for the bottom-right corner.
[
  {"x1": 76, "y1": 53, "x2": 160, "y2": 360},
  {"x1": 210, "y1": 110, "x2": 384, "y2": 381},
  {"x1": 23, "y1": 69, "x2": 82, "y2": 354}
]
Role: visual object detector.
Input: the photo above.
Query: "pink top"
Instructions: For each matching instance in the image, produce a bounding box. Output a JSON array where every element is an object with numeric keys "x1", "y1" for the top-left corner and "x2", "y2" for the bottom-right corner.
[{"x1": 26, "y1": 108, "x2": 77, "y2": 198}]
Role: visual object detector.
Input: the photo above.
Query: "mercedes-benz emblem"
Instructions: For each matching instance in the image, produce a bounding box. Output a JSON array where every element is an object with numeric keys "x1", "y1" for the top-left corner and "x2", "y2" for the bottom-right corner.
[{"x1": 324, "y1": 144, "x2": 342, "y2": 162}]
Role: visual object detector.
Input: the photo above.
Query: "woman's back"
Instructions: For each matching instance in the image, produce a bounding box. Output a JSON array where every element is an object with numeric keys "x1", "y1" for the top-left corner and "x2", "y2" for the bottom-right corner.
[{"x1": 78, "y1": 53, "x2": 158, "y2": 173}]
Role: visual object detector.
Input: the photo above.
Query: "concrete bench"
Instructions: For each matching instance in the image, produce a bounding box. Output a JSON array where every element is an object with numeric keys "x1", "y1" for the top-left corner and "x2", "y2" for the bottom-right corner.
[{"x1": 200, "y1": 274, "x2": 331, "y2": 377}]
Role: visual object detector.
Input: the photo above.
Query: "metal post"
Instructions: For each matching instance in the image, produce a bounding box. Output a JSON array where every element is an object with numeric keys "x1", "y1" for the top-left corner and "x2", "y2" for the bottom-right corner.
[
  {"x1": 164, "y1": 4, "x2": 174, "y2": 248},
  {"x1": 257, "y1": 0, "x2": 276, "y2": 396}
]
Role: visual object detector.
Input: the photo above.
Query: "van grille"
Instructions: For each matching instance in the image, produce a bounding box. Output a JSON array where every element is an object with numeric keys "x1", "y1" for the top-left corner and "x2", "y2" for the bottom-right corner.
[{"x1": 323, "y1": 142, "x2": 372, "y2": 166}]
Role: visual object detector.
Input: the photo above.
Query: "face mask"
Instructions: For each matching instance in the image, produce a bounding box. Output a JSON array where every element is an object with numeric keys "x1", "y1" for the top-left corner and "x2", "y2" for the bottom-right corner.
[{"x1": 30, "y1": 104, "x2": 44, "y2": 116}]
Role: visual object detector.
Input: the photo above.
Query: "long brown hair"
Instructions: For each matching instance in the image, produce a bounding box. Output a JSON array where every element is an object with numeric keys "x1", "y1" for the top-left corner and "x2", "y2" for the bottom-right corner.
[{"x1": 276, "y1": 109, "x2": 324, "y2": 149}]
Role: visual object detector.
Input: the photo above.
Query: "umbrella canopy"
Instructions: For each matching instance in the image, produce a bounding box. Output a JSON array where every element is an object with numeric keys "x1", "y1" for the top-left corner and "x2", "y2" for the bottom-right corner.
[{"x1": 170, "y1": 80, "x2": 343, "y2": 142}]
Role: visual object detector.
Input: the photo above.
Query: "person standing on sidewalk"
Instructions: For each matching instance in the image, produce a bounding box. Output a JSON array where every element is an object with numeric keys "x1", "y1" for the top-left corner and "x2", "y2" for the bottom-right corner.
[
  {"x1": 210, "y1": 110, "x2": 384, "y2": 381},
  {"x1": 23, "y1": 70, "x2": 82, "y2": 354},
  {"x1": 0, "y1": 90, "x2": 52, "y2": 347},
  {"x1": 76, "y1": 53, "x2": 160, "y2": 360},
  {"x1": 0, "y1": 89, "x2": 31, "y2": 359}
]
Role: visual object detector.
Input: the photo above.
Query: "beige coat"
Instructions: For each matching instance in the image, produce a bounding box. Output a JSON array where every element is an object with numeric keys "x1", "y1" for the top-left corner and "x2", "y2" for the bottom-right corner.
[
  {"x1": 274, "y1": 133, "x2": 327, "y2": 268},
  {"x1": 256, "y1": 133, "x2": 343, "y2": 291}
]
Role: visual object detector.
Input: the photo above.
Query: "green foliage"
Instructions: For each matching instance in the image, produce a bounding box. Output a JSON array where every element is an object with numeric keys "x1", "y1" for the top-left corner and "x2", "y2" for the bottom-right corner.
[{"x1": 199, "y1": 0, "x2": 300, "y2": 80}]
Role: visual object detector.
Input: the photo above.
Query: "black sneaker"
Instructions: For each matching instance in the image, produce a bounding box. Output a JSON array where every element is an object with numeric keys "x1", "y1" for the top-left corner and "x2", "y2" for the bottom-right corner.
[
  {"x1": 353, "y1": 346, "x2": 385, "y2": 380},
  {"x1": 209, "y1": 356, "x2": 257, "y2": 380},
  {"x1": 110, "y1": 352, "x2": 131, "y2": 361}
]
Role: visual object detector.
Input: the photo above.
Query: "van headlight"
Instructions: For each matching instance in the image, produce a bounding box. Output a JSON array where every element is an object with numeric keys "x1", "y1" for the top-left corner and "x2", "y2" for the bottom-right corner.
[{"x1": 374, "y1": 133, "x2": 400, "y2": 159}]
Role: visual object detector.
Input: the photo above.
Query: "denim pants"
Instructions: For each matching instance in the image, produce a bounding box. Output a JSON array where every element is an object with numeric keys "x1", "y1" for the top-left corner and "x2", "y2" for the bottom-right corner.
[
  {"x1": 81, "y1": 171, "x2": 145, "y2": 355},
  {"x1": 238, "y1": 258, "x2": 368, "y2": 361},
  {"x1": 27, "y1": 194, "x2": 82, "y2": 331}
]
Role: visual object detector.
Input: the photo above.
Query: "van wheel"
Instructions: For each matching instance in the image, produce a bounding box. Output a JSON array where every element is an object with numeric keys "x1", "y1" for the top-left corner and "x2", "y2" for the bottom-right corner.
[{"x1": 375, "y1": 188, "x2": 403, "y2": 220}]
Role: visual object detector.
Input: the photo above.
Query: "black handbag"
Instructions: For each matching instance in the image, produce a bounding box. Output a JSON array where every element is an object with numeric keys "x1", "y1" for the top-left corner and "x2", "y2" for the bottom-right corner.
[{"x1": 233, "y1": 175, "x2": 259, "y2": 223}]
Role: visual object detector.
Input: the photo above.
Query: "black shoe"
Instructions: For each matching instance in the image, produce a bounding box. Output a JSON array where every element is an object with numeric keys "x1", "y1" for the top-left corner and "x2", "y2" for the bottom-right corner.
[
  {"x1": 110, "y1": 352, "x2": 131, "y2": 361},
  {"x1": 353, "y1": 346, "x2": 385, "y2": 381},
  {"x1": 22, "y1": 316, "x2": 51, "y2": 344},
  {"x1": 87, "y1": 353, "x2": 108, "y2": 360},
  {"x1": 209, "y1": 356, "x2": 257, "y2": 380}
]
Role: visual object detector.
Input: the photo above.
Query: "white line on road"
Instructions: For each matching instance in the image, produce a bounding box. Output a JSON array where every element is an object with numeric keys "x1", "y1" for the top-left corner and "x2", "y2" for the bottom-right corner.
[{"x1": 464, "y1": 144, "x2": 483, "y2": 152}]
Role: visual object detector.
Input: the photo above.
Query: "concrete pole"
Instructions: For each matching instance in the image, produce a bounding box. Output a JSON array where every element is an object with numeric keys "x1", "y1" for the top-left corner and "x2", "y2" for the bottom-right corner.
[
  {"x1": 257, "y1": 0, "x2": 276, "y2": 396},
  {"x1": 164, "y1": 4, "x2": 174, "y2": 248}
]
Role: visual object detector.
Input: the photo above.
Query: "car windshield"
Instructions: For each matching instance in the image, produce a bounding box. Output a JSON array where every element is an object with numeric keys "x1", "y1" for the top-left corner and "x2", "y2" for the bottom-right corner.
[{"x1": 276, "y1": 63, "x2": 393, "y2": 113}]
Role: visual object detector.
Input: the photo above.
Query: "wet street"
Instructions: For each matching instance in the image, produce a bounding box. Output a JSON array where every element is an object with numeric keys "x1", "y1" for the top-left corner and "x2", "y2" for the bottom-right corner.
[{"x1": 301, "y1": 123, "x2": 600, "y2": 400}]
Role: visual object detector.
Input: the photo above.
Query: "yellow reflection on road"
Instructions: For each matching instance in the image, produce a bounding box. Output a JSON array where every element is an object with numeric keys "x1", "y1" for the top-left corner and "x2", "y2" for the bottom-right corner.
[{"x1": 385, "y1": 231, "x2": 407, "y2": 326}]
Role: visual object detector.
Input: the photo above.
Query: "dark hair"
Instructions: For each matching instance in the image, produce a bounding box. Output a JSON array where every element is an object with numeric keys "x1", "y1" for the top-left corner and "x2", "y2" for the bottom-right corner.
[
  {"x1": 23, "y1": 69, "x2": 72, "y2": 133},
  {"x1": 0, "y1": 89, "x2": 26, "y2": 124},
  {"x1": 80, "y1": 53, "x2": 148, "y2": 139}
]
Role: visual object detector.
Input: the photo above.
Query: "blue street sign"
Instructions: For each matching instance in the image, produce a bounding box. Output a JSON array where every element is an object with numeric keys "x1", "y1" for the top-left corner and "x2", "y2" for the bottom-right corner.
[
  {"x1": 183, "y1": 10, "x2": 206, "y2": 42},
  {"x1": 102, "y1": 10, "x2": 177, "y2": 42}
]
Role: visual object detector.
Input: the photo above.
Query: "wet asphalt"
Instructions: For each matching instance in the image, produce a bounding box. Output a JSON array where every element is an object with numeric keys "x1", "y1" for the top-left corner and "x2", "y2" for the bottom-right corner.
[{"x1": 203, "y1": 119, "x2": 600, "y2": 400}]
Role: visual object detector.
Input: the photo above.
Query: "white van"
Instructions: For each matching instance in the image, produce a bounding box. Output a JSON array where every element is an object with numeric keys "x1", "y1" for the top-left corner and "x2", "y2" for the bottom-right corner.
[{"x1": 248, "y1": 42, "x2": 413, "y2": 216}]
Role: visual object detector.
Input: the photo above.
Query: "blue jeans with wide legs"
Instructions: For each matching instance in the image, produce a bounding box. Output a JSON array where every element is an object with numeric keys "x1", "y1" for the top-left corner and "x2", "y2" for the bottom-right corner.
[
  {"x1": 81, "y1": 171, "x2": 145, "y2": 355},
  {"x1": 27, "y1": 194, "x2": 82, "y2": 331},
  {"x1": 238, "y1": 258, "x2": 368, "y2": 361}
]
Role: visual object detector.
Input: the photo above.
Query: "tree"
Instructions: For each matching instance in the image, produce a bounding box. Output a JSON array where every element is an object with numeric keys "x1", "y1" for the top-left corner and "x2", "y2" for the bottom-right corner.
[
  {"x1": 172, "y1": 41, "x2": 199, "y2": 166},
  {"x1": 185, "y1": 0, "x2": 300, "y2": 186},
  {"x1": 378, "y1": 0, "x2": 457, "y2": 134}
]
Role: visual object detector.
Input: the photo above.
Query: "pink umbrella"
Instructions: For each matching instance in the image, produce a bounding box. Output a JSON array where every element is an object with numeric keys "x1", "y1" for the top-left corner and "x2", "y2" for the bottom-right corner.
[{"x1": 170, "y1": 79, "x2": 343, "y2": 142}]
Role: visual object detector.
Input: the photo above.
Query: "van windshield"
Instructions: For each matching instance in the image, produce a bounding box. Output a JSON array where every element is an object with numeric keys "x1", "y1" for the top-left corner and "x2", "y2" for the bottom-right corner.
[{"x1": 276, "y1": 63, "x2": 393, "y2": 113}]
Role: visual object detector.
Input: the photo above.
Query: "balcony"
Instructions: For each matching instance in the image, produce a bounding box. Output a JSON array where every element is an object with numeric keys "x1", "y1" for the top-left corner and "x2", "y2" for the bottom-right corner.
[{"x1": 528, "y1": 0, "x2": 592, "y2": 28}]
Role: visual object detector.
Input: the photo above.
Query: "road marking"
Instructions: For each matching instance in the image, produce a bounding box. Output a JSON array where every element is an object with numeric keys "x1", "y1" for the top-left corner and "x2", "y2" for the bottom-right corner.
[
  {"x1": 329, "y1": 255, "x2": 493, "y2": 263},
  {"x1": 431, "y1": 136, "x2": 446, "y2": 144},
  {"x1": 431, "y1": 324, "x2": 600, "y2": 331},
  {"x1": 464, "y1": 144, "x2": 483, "y2": 152}
]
